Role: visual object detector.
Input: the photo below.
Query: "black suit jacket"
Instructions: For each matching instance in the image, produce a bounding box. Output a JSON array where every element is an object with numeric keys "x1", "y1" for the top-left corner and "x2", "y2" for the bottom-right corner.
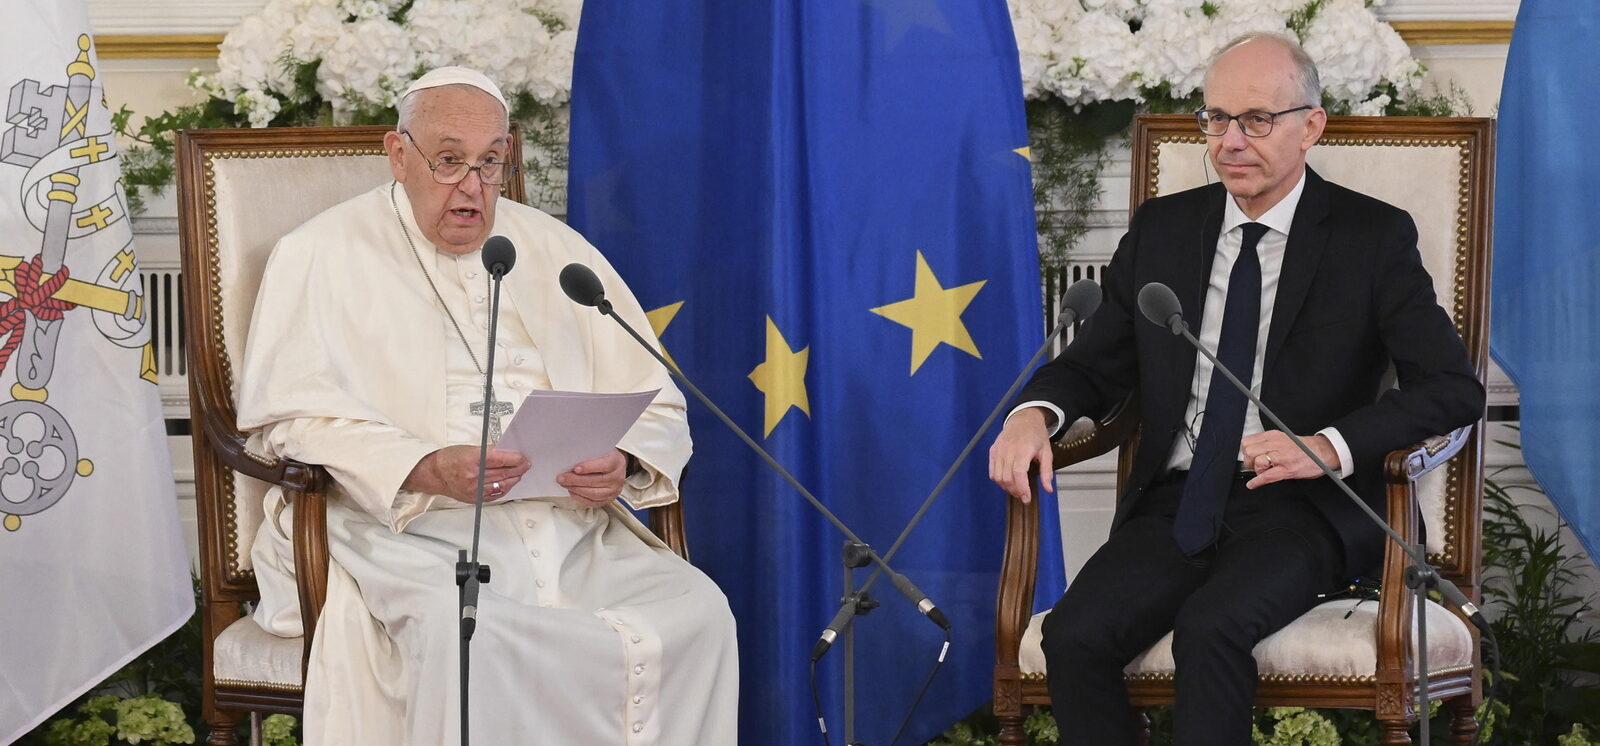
[{"x1": 1019, "y1": 167, "x2": 1485, "y2": 576}]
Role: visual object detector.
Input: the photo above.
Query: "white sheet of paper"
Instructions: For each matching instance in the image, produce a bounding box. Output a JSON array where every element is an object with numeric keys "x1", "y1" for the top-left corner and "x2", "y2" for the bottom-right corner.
[{"x1": 494, "y1": 389, "x2": 661, "y2": 500}]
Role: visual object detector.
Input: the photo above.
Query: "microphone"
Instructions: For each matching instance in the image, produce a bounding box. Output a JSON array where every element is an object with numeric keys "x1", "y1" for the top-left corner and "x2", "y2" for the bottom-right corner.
[
  {"x1": 1135, "y1": 279, "x2": 1489, "y2": 744},
  {"x1": 556, "y1": 263, "x2": 946, "y2": 649},
  {"x1": 483, "y1": 235, "x2": 516, "y2": 278},
  {"x1": 457, "y1": 237, "x2": 518, "y2": 746},
  {"x1": 1136, "y1": 282, "x2": 1184, "y2": 335},
  {"x1": 560, "y1": 262, "x2": 610, "y2": 312}
]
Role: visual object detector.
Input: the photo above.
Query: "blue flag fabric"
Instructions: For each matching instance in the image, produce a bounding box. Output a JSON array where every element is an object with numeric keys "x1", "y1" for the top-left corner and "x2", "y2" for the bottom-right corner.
[
  {"x1": 1492, "y1": 0, "x2": 1600, "y2": 564},
  {"x1": 568, "y1": 2, "x2": 1063, "y2": 742}
]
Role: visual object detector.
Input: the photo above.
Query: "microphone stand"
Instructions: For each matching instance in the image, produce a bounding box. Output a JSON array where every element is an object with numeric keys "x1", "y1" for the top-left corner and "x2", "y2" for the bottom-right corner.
[
  {"x1": 1144, "y1": 289, "x2": 1489, "y2": 745},
  {"x1": 456, "y1": 261, "x2": 508, "y2": 746}
]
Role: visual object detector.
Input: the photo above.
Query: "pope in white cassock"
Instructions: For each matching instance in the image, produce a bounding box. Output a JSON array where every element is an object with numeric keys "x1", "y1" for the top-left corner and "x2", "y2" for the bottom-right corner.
[{"x1": 237, "y1": 67, "x2": 739, "y2": 745}]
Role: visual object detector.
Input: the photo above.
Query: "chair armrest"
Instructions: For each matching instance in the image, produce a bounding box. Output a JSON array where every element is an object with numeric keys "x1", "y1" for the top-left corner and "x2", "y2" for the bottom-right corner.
[
  {"x1": 1383, "y1": 425, "x2": 1472, "y2": 484},
  {"x1": 997, "y1": 394, "x2": 1139, "y2": 673},
  {"x1": 649, "y1": 502, "x2": 689, "y2": 560},
  {"x1": 197, "y1": 406, "x2": 329, "y2": 494},
  {"x1": 1051, "y1": 393, "x2": 1140, "y2": 468},
  {"x1": 1372, "y1": 424, "x2": 1473, "y2": 703},
  {"x1": 290, "y1": 489, "x2": 329, "y2": 674}
]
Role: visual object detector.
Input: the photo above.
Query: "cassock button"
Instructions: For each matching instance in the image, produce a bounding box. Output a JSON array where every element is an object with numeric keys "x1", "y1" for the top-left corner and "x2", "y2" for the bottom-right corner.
[
  {"x1": 634, "y1": 664, "x2": 645, "y2": 675},
  {"x1": 514, "y1": 354, "x2": 527, "y2": 365},
  {"x1": 466, "y1": 270, "x2": 478, "y2": 279},
  {"x1": 524, "y1": 519, "x2": 536, "y2": 528},
  {"x1": 630, "y1": 635, "x2": 641, "y2": 643},
  {"x1": 632, "y1": 723, "x2": 643, "y2": 734},
  {"x1": 632, "y1": 695, "x2": 643, "y2": 705},
  {"x1": 531, "y1": 549, "x2": 541, "y2": 558},
  {"x1": 474, "y1": 294, "x2": 486, "y2": 304},
  {"x1": 535, "y1": 579, "x2": 546, "y2": 588}
]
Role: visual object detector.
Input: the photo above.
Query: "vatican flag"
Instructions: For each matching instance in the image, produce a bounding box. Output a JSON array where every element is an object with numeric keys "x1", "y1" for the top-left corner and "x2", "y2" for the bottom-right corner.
[{"x1": 0, "y1": 4, "x2": 193, "y2": 742}]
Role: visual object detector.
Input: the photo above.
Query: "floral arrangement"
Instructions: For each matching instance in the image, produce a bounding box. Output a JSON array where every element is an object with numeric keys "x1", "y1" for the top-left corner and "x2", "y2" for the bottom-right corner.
[
  {"x1": 1008, "y1": 0, "x2": 1425, "y2": 115},
  {"x1": 197, "y1": 0, "x2": 581, "y2": 128}
]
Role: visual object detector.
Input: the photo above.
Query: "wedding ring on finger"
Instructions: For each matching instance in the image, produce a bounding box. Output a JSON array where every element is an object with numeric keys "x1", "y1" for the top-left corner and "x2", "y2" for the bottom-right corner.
[{"x1": 1264, "y1": 453, "x2": 1275, "y2": 469}]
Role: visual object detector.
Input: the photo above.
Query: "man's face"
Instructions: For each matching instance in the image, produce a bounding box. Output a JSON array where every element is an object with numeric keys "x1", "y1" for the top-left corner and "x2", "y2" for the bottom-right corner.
[
  {"x1": 384, "y1": 87, "x2": 510, "y2": 255},
  {"x1": 1203, "y1": 41, "x2": 1326, "y2": 218}
]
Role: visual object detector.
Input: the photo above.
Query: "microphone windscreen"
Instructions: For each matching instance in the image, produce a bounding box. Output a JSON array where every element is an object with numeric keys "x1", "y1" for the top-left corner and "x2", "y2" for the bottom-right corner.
[
  {"x1": 1137, "y1": 282, "x2": 1184, "y2": 332},
  {"x1": 1059, "y1": 279, "x2": 1102, "y2": 324},
  {"x1": 482, "y1": 235, "x2": 516, "y2": 277},
  {"x1": 559, "y1": 263, "x2": 607, "y2": 307}
]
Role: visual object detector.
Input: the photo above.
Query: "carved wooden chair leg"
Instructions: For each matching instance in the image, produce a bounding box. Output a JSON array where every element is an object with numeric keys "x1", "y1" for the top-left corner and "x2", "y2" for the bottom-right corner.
[
  {"x1": 1448, "y1": 695, "x2": 1479, "y2": 745},
  {"x1": 202, "y1": 708, "x2": 241, "y2": 746},
  {"x1": 1378, "y1": 716, "x2": 1414, "y2": 746},
  {"x1": 996, "y1": 707, "x2": 1029, "y2": 746},
  {"x1": 1136, "y1": 708, "x2": 1151, "y2": 746}
]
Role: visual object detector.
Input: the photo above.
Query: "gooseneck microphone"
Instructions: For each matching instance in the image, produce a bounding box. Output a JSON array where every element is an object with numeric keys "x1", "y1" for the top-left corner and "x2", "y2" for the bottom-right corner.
[
  {"x1": 458, "y1": 235, "x2": 517, "y2": 746},
  {"x1": 1136, "y1": 280, "x2": 1492, "y2": 746},
  {"x1": 557, "y1": 263, "x2": 946, "y2": 650}
]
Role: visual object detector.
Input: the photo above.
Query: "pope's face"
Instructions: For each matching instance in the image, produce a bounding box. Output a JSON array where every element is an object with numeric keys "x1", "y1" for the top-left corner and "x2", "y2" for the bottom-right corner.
[
  {"x1": 1203, "y1": 41, "x2": 1325, "y2": 218},
  {"x1": 385, "y1": 87, "x2": 510, "y2": 255}
]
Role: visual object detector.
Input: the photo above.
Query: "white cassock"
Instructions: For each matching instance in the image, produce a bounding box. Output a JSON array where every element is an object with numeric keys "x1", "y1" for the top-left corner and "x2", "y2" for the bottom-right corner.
[{"x1": 237, "y1": 183, "x2": 738, "y2": 746}]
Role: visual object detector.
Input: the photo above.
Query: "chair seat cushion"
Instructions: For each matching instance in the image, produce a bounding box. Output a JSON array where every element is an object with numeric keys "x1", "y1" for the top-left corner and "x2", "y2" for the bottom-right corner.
[
  {"x1": 1018, "y1": 598, "x2": 1473, "y2": 680},
  {"x1": 214, "y1": 617, "x2": 304, "y2": 688}
]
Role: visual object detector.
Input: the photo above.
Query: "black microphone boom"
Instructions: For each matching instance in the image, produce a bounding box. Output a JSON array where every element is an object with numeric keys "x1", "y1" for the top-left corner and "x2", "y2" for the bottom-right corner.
[
  {"x1": 845, "y1": 279, "x2": 1102, "y2": 633},
  {"x1": 556, "y1": 262, "x2": 941, "y2": 640}
]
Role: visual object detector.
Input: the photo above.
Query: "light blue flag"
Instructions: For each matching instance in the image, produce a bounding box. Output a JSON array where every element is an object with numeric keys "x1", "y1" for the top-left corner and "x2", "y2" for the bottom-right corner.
[
  {"x1": 1492, "y1": 0, "x2": 1600, "y2": 562},
  {"x1": 567, "y1": 1, "x2": 1065, "y2": 742}
]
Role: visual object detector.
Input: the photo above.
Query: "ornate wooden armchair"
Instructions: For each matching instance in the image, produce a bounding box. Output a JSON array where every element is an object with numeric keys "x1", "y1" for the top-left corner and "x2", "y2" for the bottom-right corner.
[
  {"x1": 993, "y1": 116, "x2": 1494, "y2": 745},
  {"x1": 176, "y1": 125, "x2": 690, "y2": 745}
]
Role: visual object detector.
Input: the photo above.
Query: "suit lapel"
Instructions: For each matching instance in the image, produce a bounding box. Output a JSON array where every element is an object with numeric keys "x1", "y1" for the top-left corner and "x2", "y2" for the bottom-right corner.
[{"x1": 1263, "y1": 167, "x2": 1332, "y2": 378}]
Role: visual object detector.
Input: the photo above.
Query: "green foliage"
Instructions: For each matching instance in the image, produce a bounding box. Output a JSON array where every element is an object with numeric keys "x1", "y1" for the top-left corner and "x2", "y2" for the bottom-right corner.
[
  {"x1": 41, "y1": 695, "x2": 194, "y2": 746},
  {"x1": 1481, "y1": 457, "x2": 1600, "y2": 744},
  {"x1": 1251, "y1": 707, "x2": 1342, "y2": 746},
  {"x1": 261, "y1": 714, "x2": 300, "y2": 746}
]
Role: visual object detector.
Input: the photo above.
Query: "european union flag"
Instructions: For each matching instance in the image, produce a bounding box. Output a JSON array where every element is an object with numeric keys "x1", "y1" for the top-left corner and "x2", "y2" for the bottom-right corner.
[
  {"x1": 1493, "y1": 0, "x2": 1600, "y2": 563},
  {"x1": 568, "y1": 1, "x2": 1063, "y2": 742}
]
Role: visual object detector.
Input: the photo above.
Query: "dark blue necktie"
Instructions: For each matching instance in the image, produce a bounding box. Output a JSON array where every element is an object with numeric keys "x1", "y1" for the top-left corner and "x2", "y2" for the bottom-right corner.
[{"x1": 1173, "y1": 222, "x2": 1270, "y2": 554}]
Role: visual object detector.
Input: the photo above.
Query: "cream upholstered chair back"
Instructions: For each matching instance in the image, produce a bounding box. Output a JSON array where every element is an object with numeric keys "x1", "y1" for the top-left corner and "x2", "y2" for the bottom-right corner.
[
  {"x1": 181, "y1": 128, "x2": 394, "y2": 589},
  {"x1": 1129, "y1": 114, "x2": 1493, "y2": 580}
]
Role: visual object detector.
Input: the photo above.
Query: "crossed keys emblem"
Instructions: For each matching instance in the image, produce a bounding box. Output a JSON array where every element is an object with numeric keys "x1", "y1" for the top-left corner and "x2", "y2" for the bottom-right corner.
[{"x1": 0, "y1": 35, "x2": 153, "y2": 531}]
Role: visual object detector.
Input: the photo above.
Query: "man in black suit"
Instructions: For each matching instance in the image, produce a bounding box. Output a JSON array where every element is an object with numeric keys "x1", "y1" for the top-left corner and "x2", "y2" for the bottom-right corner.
[{"x1": 988, "y1": 33, "x2": 1484, "y2": 745}]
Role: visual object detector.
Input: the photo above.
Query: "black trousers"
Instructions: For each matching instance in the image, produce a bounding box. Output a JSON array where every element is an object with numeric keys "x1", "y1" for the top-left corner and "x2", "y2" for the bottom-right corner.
[{"x1": 1040, "y1": 471, "x2": 1346, "y2": 746}]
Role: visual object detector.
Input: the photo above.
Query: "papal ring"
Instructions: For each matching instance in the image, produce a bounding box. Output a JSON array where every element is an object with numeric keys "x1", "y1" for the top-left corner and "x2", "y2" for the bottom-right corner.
[
  {"x1": 1263, "y1": 453, "x2": 1275, "y2": 469},
  {"x1": 492, "y1": 481, "x2": 501, "y2": 491}
]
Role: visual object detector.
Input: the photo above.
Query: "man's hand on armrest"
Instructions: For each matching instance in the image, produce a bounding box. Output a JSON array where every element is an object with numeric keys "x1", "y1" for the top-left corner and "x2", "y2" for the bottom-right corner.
[
  {"x1": 403, "y1": 445, "x2": 531, "y2": 504},
  {"x1": 989, "y1": 407, "x2": 1056, "y2": 503}
]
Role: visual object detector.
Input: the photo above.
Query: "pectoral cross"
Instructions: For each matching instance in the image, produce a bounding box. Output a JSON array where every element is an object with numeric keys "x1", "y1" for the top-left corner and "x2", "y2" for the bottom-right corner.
[{"x1": 470, "y1": 398, "x2": 514, "y2": 442}]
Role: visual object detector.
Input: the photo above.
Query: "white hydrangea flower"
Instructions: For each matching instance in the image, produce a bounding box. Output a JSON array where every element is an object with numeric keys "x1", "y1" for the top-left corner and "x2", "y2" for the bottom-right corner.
[
  {"x1": 1079, "y1": 0, "x2": 1142, "y2": 21},
  {"x1": 315, "y1": 17, "x2": 416, "y2": 120},
  {"x1": 1136, "y1": 5, "x2": 1214, "y2": 98},
  {"x1": 1301, "y1": 0, "x2": 1409, "y2": 105},
  {"x1": 1044, "y1": 9, "x2": 1143, "y2": 104},
  {"x1": 209, "y1": 0, "x2": 302, "y2": 98},
  {"x1": 235, "y1": 89, "x2": 283, "y2": 128}
]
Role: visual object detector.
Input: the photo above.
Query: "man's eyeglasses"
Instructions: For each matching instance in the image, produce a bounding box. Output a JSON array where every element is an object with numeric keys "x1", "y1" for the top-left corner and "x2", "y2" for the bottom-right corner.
[
  {"x1": 1195, "y1": 105, "x2": 1314, "y2": 138},
  {"x1": 401, "y1": 131, "x2": 517, "y2": 185}
]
